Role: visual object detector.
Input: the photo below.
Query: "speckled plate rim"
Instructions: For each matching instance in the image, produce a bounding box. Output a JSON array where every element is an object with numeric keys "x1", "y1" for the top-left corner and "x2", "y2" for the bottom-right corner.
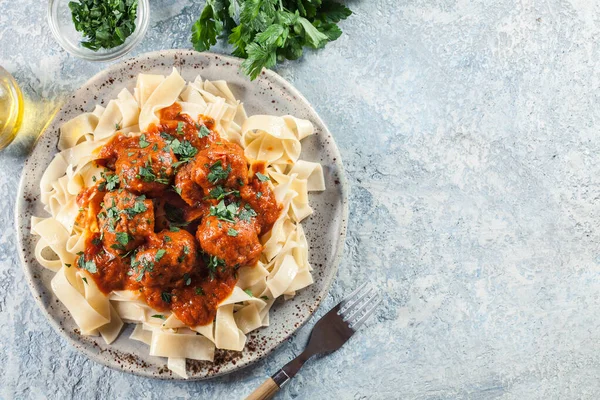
[{"x1": 15, "y1": 50, "x2": 349, "y2": 380}]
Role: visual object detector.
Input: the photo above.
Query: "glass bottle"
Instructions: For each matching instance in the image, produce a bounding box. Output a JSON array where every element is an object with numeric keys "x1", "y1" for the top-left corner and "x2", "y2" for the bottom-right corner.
[{"x1": 0, "y1": 66, "x2": 23, "y2": 150}]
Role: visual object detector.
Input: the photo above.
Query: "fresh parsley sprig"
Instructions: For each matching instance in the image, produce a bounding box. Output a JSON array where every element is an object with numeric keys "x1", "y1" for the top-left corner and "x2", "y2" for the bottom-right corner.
[{"x1": 191, "y1": 0, "x2": 352, "y2": 80}]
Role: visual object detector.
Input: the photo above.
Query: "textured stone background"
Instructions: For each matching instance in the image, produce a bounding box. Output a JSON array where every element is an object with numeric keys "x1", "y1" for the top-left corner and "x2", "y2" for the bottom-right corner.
[{"x1": 2, "y1": 0, "x2": 600, "y2": 399}]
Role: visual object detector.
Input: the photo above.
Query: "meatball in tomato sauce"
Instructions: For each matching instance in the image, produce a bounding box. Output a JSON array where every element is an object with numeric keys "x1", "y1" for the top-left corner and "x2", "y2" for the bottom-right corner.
[
  {"x1": 133, "y1": 229, "x2": 198, "y2": 288},
  {"x1": 191, "y1": 142, "x2": 248, "y2": 191},
  {"x1": 196, "y1": 215, "x2": 262, "y2": 268},
  {"x1": 98, "y1": 190, "x2": 154, "y2": 257}
]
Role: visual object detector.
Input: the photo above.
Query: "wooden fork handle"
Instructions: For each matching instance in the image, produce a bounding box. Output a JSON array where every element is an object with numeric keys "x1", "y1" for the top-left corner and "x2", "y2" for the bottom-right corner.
[{"x1": 245, "y1": 377, "x2": 280, "y2": 400}]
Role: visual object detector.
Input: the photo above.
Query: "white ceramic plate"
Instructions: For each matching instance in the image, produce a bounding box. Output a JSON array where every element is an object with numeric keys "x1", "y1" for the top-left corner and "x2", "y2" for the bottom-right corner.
[{"x1": 15, "y1": 50, "x2": 348, "y2": 380}]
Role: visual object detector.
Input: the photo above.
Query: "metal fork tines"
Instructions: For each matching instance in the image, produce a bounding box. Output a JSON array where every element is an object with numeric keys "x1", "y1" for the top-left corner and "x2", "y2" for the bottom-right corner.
[
  {"x1": 246, "y1": 281, "x2": 382, "y2": 399},
  {"x1": 338, "y1": 281, "x2": 382, "y2": 331}
]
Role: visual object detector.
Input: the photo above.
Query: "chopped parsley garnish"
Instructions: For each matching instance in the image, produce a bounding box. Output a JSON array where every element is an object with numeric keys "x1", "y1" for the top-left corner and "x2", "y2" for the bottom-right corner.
[
  {"x1": 176, "y1": 121, "x2": 185, "y2": 134},
  {"x1": 160, "y1": 131, "x2": 175, "y2": 142},
  {"x1": 131, "y1": 256, "x2": 154, "y2": 282},
  {"x1": 122, "y1": 195, "x2": 147, "y2": 217},
  {"x1": 195, "y1": 287, "x2": 205, "y2": 295},
  {"x1": 172, "y1": 185, "x2": 182, "y2": 195},
  {"x1": 164, "y1": 235, "x2": 172, "y2": 242},
  {"x1": 152, "y1": 143, "x2": 158, "y2": 151},
  {"x1": 260, "y1": 296, "x2": 269, "y2": 301},
  {"x1": 91, "y1": 237, "x2": 102, "y2": 246},
  {"x1": 244, "y1": 289, "x2": 253, "y2": 297},
  {"x1": 255, "y1": 172, "x2": 270, "y2": 182},
  {"x1": 183, "y1": 273, "x2": 192, "y2": 286},
  {"x1": 77, "y1": 253, "x2": 97, "y2": 273},
  {"x1": 151, "y1": 314, "x2": 166, "y2": 320},
  {"x1": 69, "y1": 0, "x2": 139, "y2": 51},
  {"x1": 105, "y1": 174, "x2": 120, "y2": 191},
  {"x1": 205, "y1": 255, "x2": 226, "y2": 279},
  {"x1": 238, "y1": 203, "x2": 257, "y2": 222},
  {"x1": 209, "y1": 200, "x2": 238, "y2": 223},
  {"x1": 207, "y1": 186, "x2": 239, "y2": 201},
  {"x1": 198, "y1": 125, "x2": 211, "y2": 138},
  {"x1": 116, "y1": 232, "x2": 130, "y2": 246},
  {"x1": 169, "y1": 226, "x2": 180, "y2": 232},
  {"x1": 161, "y1": 292, "x2": 172, "y2": 303},
  {"x1": 227, "y1": 228, "x2": 239, "y2": 237},
  {"x1": 115, "y1": 123, "x2": 121, "y2": 130},
  {"x1": 155, "y1": 249, "x2": 166, "y2": 261},
  {"x1": 110, "y1": 243, "x2": 126, "y2": 251},
  {"x1": 256, "y1": 191, "x2": 262, "y2": 199},
  {"x1": 139, "y1": 134, "x2": 150, "y2": 148},
  {"x1": 138, "y1": 162, "x2": 157, "y2": 183},
  {"x1": 207, "y1": 160, "x2": 231, "y2": 184},
  {"x1": 82, "y1": 277, "x2": 88, "y2": 284},
  {"x1": 170, "y1": 139, "x2": 198, "y2": 168}
]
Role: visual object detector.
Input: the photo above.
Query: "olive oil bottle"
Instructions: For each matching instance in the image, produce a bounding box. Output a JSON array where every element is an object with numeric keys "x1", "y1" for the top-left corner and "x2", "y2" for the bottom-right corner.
[{"x1": 0, "y1": 66, "x2": 23, "y2": 149}]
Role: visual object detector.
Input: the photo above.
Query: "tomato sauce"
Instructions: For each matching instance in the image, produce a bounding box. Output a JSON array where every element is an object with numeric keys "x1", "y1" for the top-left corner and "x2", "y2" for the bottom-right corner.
[{"x1": 76, "y1": 103, "x2": 280, "y2": 327}]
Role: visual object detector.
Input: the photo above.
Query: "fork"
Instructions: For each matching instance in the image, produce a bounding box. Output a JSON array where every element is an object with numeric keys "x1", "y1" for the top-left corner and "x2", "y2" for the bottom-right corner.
[{"x1": 245, "y1": 282, "x2": 383, "y2": 400}]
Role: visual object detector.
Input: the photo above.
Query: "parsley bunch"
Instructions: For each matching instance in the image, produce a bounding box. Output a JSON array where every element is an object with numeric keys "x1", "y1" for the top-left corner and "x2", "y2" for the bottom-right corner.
[
  {"x1": 191, "y1": 0, "x2": 352, "y2": 80},
  {"x1": 69, "y1": 0, "x2": 138, "y2": 51}
]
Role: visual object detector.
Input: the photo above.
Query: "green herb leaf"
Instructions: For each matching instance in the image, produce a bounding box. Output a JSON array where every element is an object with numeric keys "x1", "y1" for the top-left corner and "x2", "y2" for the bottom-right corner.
[
  {"x1": 209, "y1": 199, "x2": 237, "y2": 223},
  {"x1": 190, "y1": 0, "x2": 351, "y2": 80},
  {"x1": 316, "y1": 1, "x2": 352, "y2": 23},
  {"x1": 244, "y1": 289, "x2": 254, "y2": 297},
  {"x1": 196, "y1": 287, "x2": 205, "y2": 295},
  {"x1": 69, "y1": 0, "x2": 138, "y2": 51},
  {"x1": 207, "y1": 186, "x2": 239, "y2": 200},
  {"x1": 255, "y1": 172, "x2": 270, "y2": 181},
  {"x1": 139, "y1": 133, "x2": 150, "y2": 148},
  {"x1": 207, "y1": 160, "x2": 232, "y2": 184},
  {"x1": 151, "y1": 314, "x2": 166, "y2": 319},
  {"x1": 191, "y1": 3, "x2": 222, "y2": 52},
  {"x1": 176, "y1": 121, "x2": 185, "y2": 134},
  {"x1": 198, "y1": 125, "x2": 211, "y2": 138},
  {"x1": 161, "y1": 292, "x2": 173, "y2": 303},
  {"x1": 77, "y1": 253, "x2": 97, "y2": 273},
  {"x1": 238, "y1": 203, "x2": 257, "y2": 222},
  {"x1": 241, "y1": 42, "x2": 277, "y2": 80},
  {"x1": 116, "y1": 232, "x2": 130, "y2": 246},
  {"x1": 105, "y1": 174, "x2": 120, "y2": 191},
  {"x1": 155, "y1": 249, "x2": 166, "y2": 261},
  {"x1": 227, "y1": 228, "x2": 239, "y2": 237}
]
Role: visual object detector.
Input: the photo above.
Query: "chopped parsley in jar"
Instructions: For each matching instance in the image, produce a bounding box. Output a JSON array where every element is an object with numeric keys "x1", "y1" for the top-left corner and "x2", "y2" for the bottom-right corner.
[{"x1": 69, "y1": 0, "x2": 138, "y2": 51}]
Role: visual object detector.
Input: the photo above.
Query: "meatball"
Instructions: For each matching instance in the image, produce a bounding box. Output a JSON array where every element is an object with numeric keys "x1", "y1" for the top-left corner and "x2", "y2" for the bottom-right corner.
[
  {"x1": 192, "y1": 142, "x2": 248, "y2": 190},
  {"x1": 115, "y1": 132, "x2": 177, "y2": 197},
  {"x1": 133, "y1": 229, "x2": 198, "y2": 288},
  {"x1": 154, "y1": 115, "x2": 220, "y2": 151},
  {"x1": 240, "y1": 177, "x2": 281, "y2": 234},
  {"x1": 174, "y1": 162, "x2": 204, "y2": 207},
  {"x1": 96, "y1": 133, "x2": 138, "y2": 169},
  {"x1": 196, "y1": 216, "x2": 262, "y2": 268},
  {"x1": 98, "y1": 190, "x2": 154, "y2": 256}
]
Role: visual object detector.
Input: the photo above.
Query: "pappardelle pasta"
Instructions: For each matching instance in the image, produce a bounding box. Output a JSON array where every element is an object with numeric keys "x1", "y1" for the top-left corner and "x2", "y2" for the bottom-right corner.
[{"x1": 31, "y1": 68, "x2": 325, "y2": 378}]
